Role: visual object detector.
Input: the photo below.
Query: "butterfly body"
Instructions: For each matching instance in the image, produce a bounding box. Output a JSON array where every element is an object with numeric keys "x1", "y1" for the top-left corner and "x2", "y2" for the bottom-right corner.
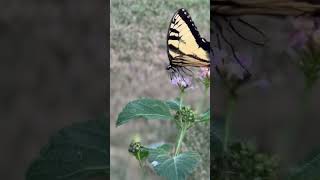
[{"x1": 166, "y1": 8, "x2": 211, "y2": 74}]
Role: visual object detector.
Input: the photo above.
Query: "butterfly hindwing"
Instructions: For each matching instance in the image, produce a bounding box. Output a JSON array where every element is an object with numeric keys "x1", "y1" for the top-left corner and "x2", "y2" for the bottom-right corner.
[{"x1": 167, "y1": 8, "x2": 210, "y2": 68}]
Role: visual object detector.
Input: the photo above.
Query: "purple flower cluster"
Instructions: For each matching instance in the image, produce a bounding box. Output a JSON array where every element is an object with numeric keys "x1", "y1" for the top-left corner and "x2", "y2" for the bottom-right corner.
[
  {"x1": 288, "y1": 16, "x2": 320, "y2": 87},
  {"x1": 213, "y1": 47, "x2": 252, "y2": 82},
  {"x1": 199, "y1": 67, "x2": 210, "y2": 80},
  {"x1": 288, "y1": 16, "x2": 320, "y2": 49},
  {"x1": 170, "y1": 76, "x2": 193, "y2": 90}
]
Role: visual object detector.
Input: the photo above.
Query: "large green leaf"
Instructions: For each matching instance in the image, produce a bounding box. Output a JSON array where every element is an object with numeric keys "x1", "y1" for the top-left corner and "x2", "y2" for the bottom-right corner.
[
  {"x1": 289, "y1": 152, "x2": 320, "y2": 180},
  {"x1": 26, "y1": 117, "x2": 108, "y2": 180},
  {"x1": 165, "y1": 98, "x2": 182, "y2": 111},
  {"x1": 116, "y1": 98, "x2": 173, "y2": 126},
  {"x1": 148, "y1": 145, "x2": 200, "y2": 180}
]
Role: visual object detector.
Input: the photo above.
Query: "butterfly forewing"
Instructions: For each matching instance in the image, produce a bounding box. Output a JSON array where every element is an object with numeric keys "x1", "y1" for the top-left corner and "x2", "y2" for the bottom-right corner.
[{"x1": 167, "y1": 8, "x2": 210, "y2": 68}]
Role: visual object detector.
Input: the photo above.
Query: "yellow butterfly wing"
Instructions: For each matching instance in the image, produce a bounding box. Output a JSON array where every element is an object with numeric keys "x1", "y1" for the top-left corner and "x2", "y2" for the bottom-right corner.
[{"x1": 167, "y1": 8, "x2": 210, "y2": 68}]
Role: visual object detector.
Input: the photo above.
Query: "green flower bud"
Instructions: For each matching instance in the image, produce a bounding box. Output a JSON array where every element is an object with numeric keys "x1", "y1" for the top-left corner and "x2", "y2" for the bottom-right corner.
[
  {"x1": 175, "y1": 106, "x2": 196, "y2": 124},
  {"x1": 128, "y1": 141, "x2": 142, "y2": 154}
]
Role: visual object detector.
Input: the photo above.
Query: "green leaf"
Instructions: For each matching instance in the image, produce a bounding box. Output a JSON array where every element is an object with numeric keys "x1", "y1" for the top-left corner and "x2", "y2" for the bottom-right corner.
[
  {"x1": 26, "y1": 117, "x2": 108, "y2": 180},
  {"x1": 166, "y1": 98, "x2": 181, "y2": 111},
  {"x1": 148, "y1": 144, "x2": 173, "y2": 161},
  {"x1": 148, "y1": 145, "x2": 200, "y2": 180},
  {"x1": 135, "y1": 148, "x2": 149, "y2": 162},
  {"x1": 199, "y1": 108, "x2": 210, "y2": 122},
  {"x1": 289, "y1": 152, "x2": 320, "y2": 180},
  {"x1": 116, "y1": 98, "x2": 173, "y2": 126}
]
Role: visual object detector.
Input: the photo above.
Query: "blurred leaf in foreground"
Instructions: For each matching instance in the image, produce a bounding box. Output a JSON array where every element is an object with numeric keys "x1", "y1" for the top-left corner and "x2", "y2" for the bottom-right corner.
[
  {"x1": 26, "y1": 116, "x2": 108, "y2": 180},
  {"x1": 289, "y1": 151, "x2": 320, "y2": 180}
]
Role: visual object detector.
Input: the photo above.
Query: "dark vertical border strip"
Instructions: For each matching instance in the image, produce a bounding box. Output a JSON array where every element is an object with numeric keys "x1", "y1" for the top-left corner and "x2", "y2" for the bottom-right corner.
[
  {"x1": 105, "y1": 0, "x2": 110, "y2": 179},
  {"x1": 210, "y1": 0, "x2": 214, "y2": 179}
]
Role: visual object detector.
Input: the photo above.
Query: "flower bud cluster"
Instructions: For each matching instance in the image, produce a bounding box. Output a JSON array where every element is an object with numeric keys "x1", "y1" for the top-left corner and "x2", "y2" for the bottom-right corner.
[
  {"x1": 175, "y1": 106, "x2": 195, "y2": 124},
  {"x1": 128, "y1": 141, "x2": 142, "y2": 154}
]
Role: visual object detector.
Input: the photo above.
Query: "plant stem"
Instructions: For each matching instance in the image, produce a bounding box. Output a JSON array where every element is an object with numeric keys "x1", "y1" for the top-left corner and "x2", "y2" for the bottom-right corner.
[
  {"x1": 137, "y1": 153, "x2": 147, "y2": 180},
  {"x1": 179, "y1": 89, "x2": 184, "y2": 110},
  {"x1": 140, "y1": 163, "x2": 147, "y2": 180},
  {"x1": 141, "y1": 169, "x2": 146, "y2": 180},
  {"x1": 223, "y1": 95, "x2": 236, "y2": 152},
  {"x1": 175, "y1": 127, "x2": 187, "y2": 156},
  {"x1": 174, "y1": 89, "x2": 186, "y2": 156}
]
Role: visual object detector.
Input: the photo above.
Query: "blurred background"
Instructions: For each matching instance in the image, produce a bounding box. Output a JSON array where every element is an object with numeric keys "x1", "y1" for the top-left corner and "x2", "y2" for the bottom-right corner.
[
  {"x1": 212, "y1": 15, "x2": 320, "y2": 177},
  {"x1": 0, "y1": 1, "x2": 106, "y2": 179},
  {"x1": 110, "y1": 0, "x2": 209, "y2": 179}
]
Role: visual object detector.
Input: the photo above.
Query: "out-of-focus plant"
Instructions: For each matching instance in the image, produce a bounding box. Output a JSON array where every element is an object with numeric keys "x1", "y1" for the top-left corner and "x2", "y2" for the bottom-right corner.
[
  {"x1": 116, "y1": 68, "x2": 210, "y2": 180},
  {"x1": 284, "y1": 16, "x2": 320, "y2": 180},
  {"x1": 288, "y1": 16, "x2": 320, "y2": 90},
  {"x1": 286, "y1": 16, "x2": 320, "y2": 142},
  {"x1": 212, "y1": 47, "x2": 279, "y2": 179},
  {"x1": 213, "y1": 47, "x2": 254, "y2": 152},
  {"x1": 26, "y1": 117, "x2": 109, "y2": 180},
  {"x1": 213, "y1": 141, "x2": 278, "y2": 180}
]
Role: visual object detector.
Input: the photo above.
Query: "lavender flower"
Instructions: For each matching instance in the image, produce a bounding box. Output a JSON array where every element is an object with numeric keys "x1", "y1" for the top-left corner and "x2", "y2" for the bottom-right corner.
[
  {"x1": 290, "y1": 16, "x2": 315, "y2": 34},
  {"x1": 288, "y1": 31, "x2": 308, "y2": 49},
  {"x1": 171, "y1": 76, "x2": 193, "y2": 90},
  {"x1": 288, "y1": 16, "x2": 320, "y2": 49},
  {"x1": 213, "y1": 48, "x2": 254, "y2": 96},
  {"x1": 198, "y1": 67, "x2": 210, "y2": 89},
  {"x1": 199, "y1": 67, "x2": 210, "y2": 80},
  {"x1": 287, "y1": 16, "x2": 320, "y2": 87},
  {"x1": 224, "y1": 52, "x2": 252, "y2": 81}
]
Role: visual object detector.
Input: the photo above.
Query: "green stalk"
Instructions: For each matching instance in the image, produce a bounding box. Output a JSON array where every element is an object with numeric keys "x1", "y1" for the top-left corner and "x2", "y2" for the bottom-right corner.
[
  {"x1": 174, "y1": 89, "x2": 186, "y2": 156},
  {"x1": 137, "y1": 153, "x2": 147, "y2": 180},
  {"x1": 179, "y1": 89, "x2": 184, "y2": 110},
  {"x1": 140, "y1": 168, "x2": 146, "y2": 180},
  {"x1": 223, "y1": 95, "x2": 236, "y2": 152},
  {"x1": 175, "y1": 126, "x2": 187, "y2": 156}
]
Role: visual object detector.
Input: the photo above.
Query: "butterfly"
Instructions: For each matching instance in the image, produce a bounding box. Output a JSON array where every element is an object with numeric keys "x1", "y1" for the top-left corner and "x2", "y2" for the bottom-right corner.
[{"x1": 166, "y1": 8, "x2": 211, "y2": 77}]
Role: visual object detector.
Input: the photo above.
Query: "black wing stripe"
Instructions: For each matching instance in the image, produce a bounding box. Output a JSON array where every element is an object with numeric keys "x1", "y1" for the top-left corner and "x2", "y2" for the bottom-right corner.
[
  {"x1": 169, "y1": 49, "x2": 209, "y2": 63},
  {"x1": 177, "y1": 9, "x2": 210, "y2": 52},
  {"x1": 169, "y1": 28, "x2": 179, "y2": 34},
  {"x1": 168, "y1": 42, "x2": 209, "y2": 63},
  {"x1": 168, "y1": 44, "x2": 179, "y2": 51},
  {"x1": 168, "y1": 35, "x2": 181, "y2": 41}
]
